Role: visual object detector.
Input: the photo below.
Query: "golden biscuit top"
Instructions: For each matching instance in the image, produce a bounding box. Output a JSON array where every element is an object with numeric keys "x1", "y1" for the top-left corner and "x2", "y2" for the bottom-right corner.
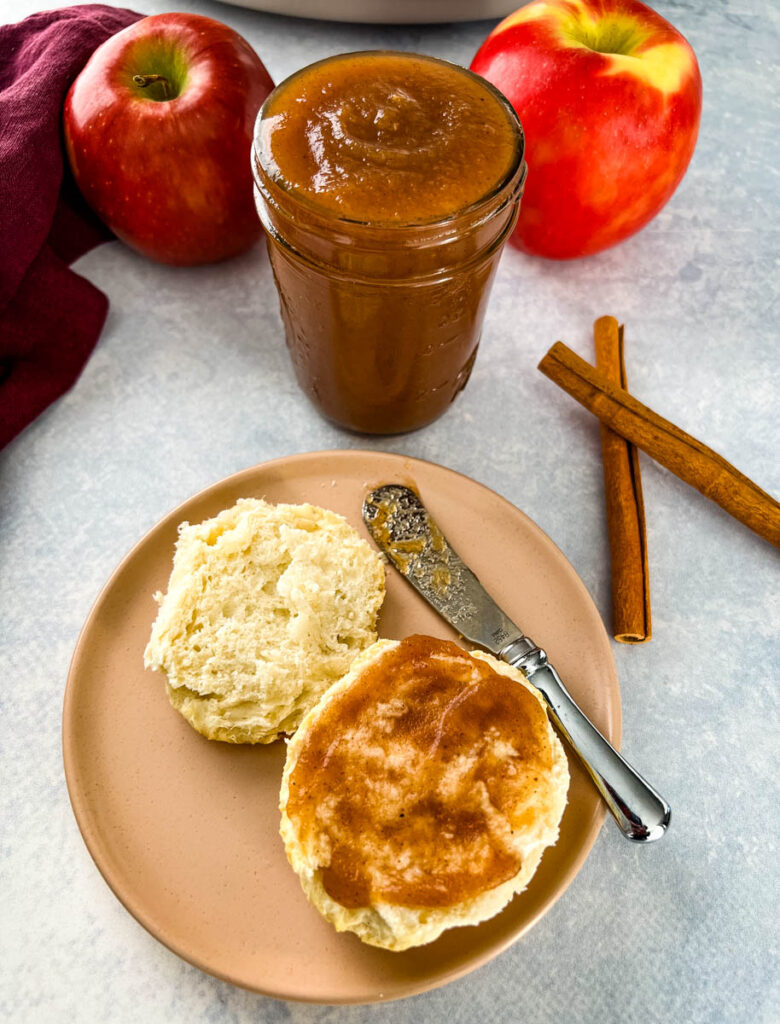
[{"x1": 286, "y1": 635, "x2": 555, "y2": 910}]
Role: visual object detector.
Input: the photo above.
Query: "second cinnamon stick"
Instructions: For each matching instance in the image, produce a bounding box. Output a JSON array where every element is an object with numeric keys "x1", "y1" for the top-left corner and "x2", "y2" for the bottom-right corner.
[
  {"x1": 594, "y1": 317, "x2": 651, "y2": 643},
  {"x1": 538, "y1": 341, "x2": 780, "y2": 549}
]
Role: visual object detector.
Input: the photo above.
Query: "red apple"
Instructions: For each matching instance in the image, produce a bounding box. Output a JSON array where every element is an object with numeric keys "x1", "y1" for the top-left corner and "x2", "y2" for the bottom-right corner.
[
  {"x1": 471, "y1": 0, "x2": 702, "y2": 259},
  {"x1": 64, "y1": 13, "x2": 274, "y2": 266}
]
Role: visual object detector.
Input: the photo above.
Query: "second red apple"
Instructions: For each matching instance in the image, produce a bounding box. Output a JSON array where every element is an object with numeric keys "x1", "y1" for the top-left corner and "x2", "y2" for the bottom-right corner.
[{"x1": 471, "y1": 0, "x2": 702, "y2": 259}]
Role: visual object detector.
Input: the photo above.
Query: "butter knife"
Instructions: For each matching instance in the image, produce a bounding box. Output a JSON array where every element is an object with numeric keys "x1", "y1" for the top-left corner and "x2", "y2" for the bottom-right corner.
[{"x1": 362, "y1": 484, "x2": 671, "y2": 843}]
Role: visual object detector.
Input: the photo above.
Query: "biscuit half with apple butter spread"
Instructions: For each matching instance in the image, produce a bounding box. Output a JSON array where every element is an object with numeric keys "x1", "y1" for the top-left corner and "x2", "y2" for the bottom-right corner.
[{"x1": 280, "y1": 634, "x2": 569, "y2": 950}]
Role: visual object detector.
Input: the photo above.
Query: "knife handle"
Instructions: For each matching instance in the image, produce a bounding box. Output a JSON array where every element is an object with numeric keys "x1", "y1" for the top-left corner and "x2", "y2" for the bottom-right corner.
[{"x1": 505, "y1": 644, "x2": 671, "y2": 842}]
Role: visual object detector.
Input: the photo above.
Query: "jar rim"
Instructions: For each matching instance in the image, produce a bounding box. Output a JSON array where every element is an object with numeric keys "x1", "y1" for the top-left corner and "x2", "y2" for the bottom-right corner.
[{"x1": 252, "y1": 50, "x2": 526, "y2": 233}]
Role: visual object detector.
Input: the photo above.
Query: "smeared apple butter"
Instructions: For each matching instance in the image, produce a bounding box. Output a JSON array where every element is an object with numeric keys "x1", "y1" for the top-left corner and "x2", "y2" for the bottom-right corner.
[
  {"x1": 252, "y1": 52, "x2": 525, "y2": 434},
  {"x1": 285, "y1": 635, "x2": 553, "y2": 910}
]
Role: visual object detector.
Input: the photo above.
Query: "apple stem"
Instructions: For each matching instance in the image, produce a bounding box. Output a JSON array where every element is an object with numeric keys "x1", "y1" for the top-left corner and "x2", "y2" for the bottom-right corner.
[{"x1": 133, "y1": 73, "x2": 171, "y2": 99}]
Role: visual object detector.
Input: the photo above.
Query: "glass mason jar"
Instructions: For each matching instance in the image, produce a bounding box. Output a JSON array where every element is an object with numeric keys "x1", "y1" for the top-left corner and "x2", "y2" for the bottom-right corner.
[{"x1": 252, "y1": 52, "x2": 526, "y2": 435}]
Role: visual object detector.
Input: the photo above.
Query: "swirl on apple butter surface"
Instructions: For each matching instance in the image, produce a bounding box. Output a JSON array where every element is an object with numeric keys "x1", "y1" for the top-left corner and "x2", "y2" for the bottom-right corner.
[
  {"x1": 285, "y1": 635, "x2": 556, "y2": 910},
  {"x1": 257, "y1": 53, "x2": 520, "y2": 223}
]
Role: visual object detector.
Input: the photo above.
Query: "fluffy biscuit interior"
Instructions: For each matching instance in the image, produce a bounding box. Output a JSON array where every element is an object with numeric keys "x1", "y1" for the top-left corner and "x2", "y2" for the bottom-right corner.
[{"x1": 144, "y1": 498, "x2": 386, "y2": 743}]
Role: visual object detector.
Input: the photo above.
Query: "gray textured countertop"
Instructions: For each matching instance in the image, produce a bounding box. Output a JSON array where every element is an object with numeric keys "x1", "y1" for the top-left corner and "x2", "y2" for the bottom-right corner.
[{"x1": 2, "y1": 1, "x2": 778, "y2": 1021}]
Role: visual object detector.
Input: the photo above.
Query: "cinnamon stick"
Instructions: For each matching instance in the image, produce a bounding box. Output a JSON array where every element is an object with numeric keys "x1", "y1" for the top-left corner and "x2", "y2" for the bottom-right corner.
[
  {"x1": 594, "y1": 317, "x2": 651, "y2": 643},
  {"x1": 538, "y1": 341, "x2": 780, "y2": 549}
]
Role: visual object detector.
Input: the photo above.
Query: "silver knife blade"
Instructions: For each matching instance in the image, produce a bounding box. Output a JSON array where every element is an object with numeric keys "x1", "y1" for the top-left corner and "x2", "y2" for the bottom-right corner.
[
  {"x1": 362, "y1": 483, "x2": 671, "y2": 843},
  {"x1": 362, "y1": 484, "x2": 525, "y2": 655}
]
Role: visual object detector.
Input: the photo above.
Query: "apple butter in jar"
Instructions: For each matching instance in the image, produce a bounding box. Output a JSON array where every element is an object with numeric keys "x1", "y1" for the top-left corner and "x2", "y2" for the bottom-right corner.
[{"x1": 252, "y1": 51, "x2": 525, "y2": 434}]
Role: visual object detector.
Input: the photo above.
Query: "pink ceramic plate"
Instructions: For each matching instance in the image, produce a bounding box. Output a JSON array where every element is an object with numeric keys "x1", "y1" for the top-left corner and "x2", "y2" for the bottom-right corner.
[{"x1": 63, "y1": 450, "x2": 620, "y2": 1004}]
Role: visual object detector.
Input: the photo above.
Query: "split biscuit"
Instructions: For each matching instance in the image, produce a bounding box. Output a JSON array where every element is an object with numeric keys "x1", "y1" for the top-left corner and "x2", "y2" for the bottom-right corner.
[
  {"x1": 280, "y1": 634, "x2": 569, "y2": 950},
  {"x1": 144, "y1": 498, "x2": 385, "y2": 743}
]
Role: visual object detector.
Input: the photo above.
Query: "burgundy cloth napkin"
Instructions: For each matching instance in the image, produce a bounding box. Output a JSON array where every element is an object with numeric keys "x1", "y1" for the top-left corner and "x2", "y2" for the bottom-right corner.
[{"x1": 0, "y1": 4, "x2": 142, "y2": 449}]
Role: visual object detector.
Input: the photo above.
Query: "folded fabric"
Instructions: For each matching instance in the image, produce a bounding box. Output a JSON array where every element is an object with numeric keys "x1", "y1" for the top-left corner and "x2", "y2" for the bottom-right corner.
[{"x1": 0, "y1": 3, "x2": 142, "y2": 450}]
